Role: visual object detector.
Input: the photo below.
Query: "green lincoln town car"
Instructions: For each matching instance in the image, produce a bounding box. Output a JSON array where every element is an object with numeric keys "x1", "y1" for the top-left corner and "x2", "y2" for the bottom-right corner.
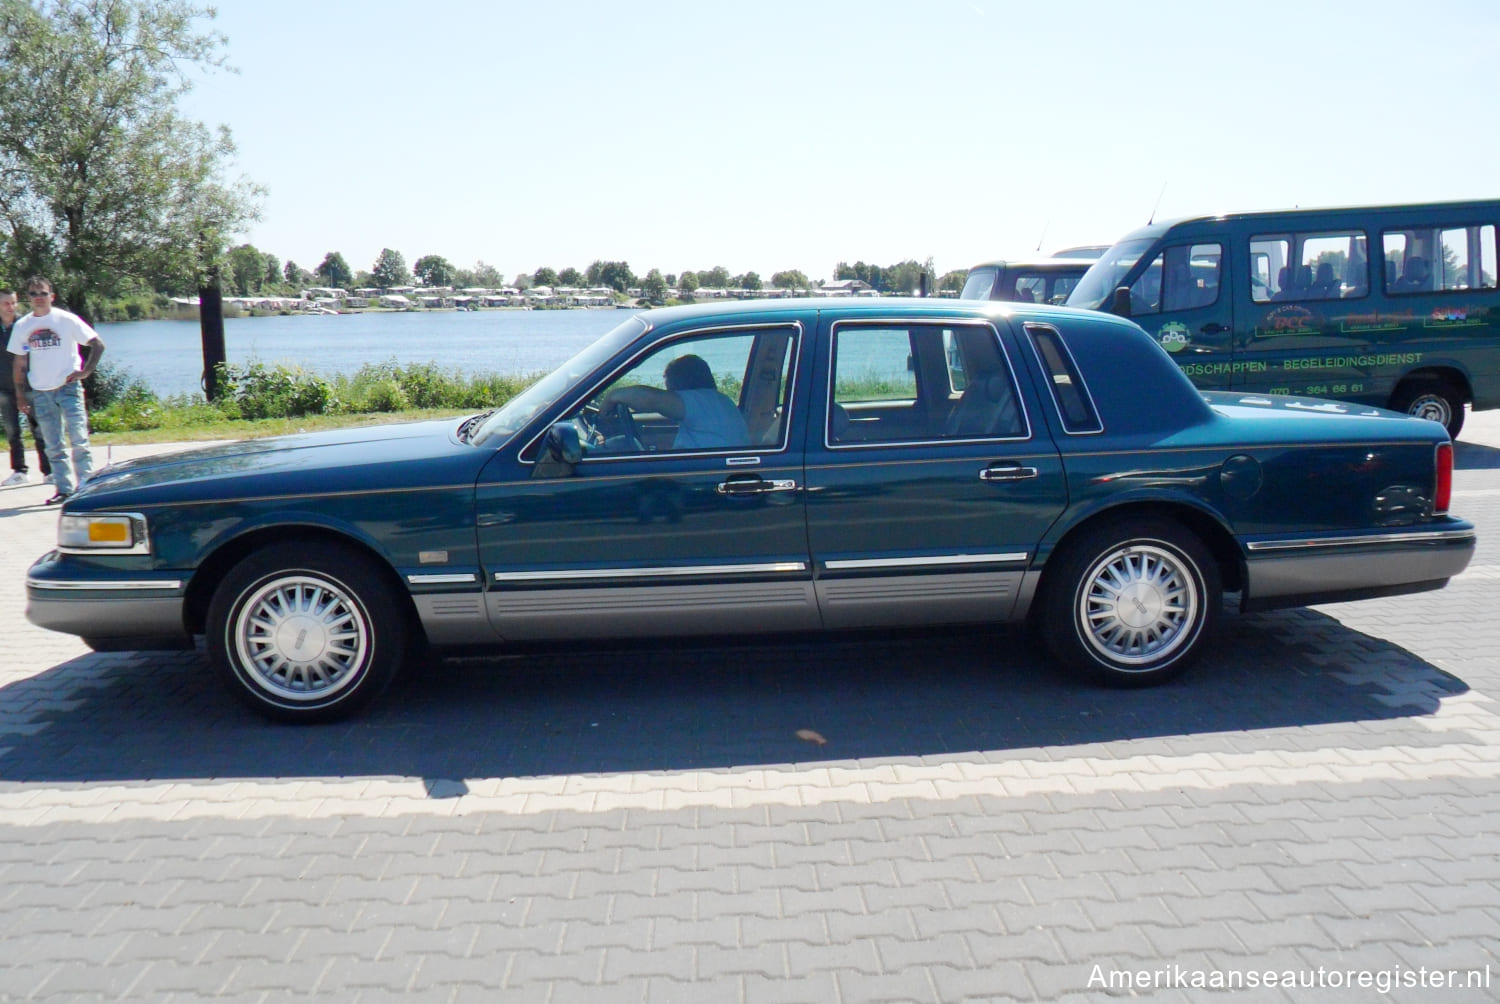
[{"x1": 25, "y1": 298, "x2": 1475, "y2": 722}]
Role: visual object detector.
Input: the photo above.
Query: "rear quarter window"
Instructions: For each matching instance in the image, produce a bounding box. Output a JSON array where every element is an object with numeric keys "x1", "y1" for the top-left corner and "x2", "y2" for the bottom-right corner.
[
  {"x1": 1047, "y1": 319, "x2": 1212, "y2": 435},
  {"x1": 1024, "y1": 323, "x2": 1102, "y2": 434}
]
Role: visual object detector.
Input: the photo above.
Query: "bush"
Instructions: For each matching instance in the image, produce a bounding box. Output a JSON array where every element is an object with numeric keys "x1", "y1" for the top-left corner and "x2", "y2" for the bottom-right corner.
[
  {"x1": 84, "y1": 361, "x2": 154, "y2": 411},
  {"x1": 219, "y1": 360, "x2": 334, "y2": 419},
  {"x1": 90, "y1": 381, "x2": 163, "y2": 432},
  {"x1": 360, "y1": 379, "x2": 409, "y2": 413}
]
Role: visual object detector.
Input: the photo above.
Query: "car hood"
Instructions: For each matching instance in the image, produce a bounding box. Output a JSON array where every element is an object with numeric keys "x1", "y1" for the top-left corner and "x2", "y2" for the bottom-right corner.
[
  {"x1": 73, "y1": 419, "x2": 488, "y2": 507},
  {"x1": 1201, "y1": 391, "x2": 1449, "y2": 444}
]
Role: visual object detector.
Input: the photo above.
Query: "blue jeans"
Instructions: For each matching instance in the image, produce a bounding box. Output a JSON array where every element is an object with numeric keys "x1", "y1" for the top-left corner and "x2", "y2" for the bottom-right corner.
[{"x1": 30, "y1": 381, "x2": 92, "y2": 494}]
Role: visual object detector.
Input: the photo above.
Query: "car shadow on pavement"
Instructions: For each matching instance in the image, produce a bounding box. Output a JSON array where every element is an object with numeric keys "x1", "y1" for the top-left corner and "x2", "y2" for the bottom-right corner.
[
  {"x1": 1454, "y1": 439, "x2": 1500, "y2": 469},
  {"x1": 0, "y1": 605, "x2": 1470, "y2": 785}
]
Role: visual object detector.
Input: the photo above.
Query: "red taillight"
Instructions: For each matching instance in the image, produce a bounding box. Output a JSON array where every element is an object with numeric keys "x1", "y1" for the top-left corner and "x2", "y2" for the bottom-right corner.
[{"x1": 1435, "y1": 442, "x2": 1452, "y2": 514}]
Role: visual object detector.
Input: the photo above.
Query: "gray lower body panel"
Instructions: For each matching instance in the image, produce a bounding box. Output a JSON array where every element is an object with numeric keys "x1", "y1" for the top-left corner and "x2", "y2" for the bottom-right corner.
[
  {"x1": 1244, "y1": 531, "x2": 1475, "y2": 608},
  {"x1": 487, "y1": 581, "x2": 820, "y2": 641},
  {"x1": 26, "y1": 593, "x2": 190, "y2": 648},
  {"x1": 815, "y1": 571, "x2": 1022, "y2": 630}
]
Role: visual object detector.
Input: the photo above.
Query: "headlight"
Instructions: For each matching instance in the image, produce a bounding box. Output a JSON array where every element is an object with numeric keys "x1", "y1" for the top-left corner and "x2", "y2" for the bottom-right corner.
[{"x1": 58, "y1": 513, "x2": 150, "y2": 554}]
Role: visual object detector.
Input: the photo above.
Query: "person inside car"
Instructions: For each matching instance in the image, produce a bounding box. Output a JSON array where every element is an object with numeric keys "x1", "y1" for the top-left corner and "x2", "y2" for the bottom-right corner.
[{"x1": 599, "y1": 354, "x2": 749, "y2": 449}]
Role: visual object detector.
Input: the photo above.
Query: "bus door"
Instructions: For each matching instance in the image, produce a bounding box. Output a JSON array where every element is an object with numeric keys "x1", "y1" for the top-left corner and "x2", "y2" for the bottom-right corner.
[{"x1": 1120, "y1": 242, "x2": 1233, "y2": 390}]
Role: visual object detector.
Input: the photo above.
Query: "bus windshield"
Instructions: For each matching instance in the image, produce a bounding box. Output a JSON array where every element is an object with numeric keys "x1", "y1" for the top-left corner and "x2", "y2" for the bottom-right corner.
[{"x1": 1065, "y1": 238, "x2": 1156, "y2": 309}]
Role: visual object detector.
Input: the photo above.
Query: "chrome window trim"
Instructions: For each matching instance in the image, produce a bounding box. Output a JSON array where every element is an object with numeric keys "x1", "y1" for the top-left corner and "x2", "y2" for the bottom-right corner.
[
  {"x1": 824, "y1": 317, "x2": 1032, "y2": 451},
  {"x1": 1021, "y1": 321, "x2": 1105, "y2": 436},
  {"x1": 406, "y1": 573, "x2": 478, "y2": 585},
  {"x1": 824, "y1": 552, "x2": 1028, "y2": 571},
  {"x1": 516, "y1": 320, "x2": 804, "y2": 465},
  {"x1": 57, "y1": 511, "x2": 153, "y2": 556},
  {"x1": 1246, "y1": 528, "x2": 1476, "y2": 552},
  {"x1": 495, "y1": 561, "x2": 807, "y2": 583},
  {"x1": 28, "y1": 578, "x2": 183, "y2": 591}
]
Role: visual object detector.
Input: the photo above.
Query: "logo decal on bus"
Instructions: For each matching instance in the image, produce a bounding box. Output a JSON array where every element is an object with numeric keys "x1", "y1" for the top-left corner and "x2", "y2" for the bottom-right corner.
[{"x1": 1157, "y1": 322, "x2": 1190, "y2": 352}]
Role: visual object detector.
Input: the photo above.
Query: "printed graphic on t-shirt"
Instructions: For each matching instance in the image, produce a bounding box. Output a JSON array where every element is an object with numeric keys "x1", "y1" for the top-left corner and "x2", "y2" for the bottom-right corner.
[{"x1": 25, "y1": 328, "x2": 61, "y2": 350}]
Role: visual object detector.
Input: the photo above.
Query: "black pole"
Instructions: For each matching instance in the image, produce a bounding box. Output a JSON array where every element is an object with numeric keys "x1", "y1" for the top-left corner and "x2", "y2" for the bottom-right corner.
[{"x1": 198, "y1": 272, "x2": 225, "y2": 401}]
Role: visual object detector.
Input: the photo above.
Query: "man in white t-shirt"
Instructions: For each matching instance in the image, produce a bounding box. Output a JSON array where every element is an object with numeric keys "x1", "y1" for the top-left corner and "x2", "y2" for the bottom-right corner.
[{"x1": 7, "y1": 276, "x2": 106, "y2": 504}]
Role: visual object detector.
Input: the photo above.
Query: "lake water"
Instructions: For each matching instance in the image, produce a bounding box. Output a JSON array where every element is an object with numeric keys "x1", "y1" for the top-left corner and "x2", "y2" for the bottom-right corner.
[{"x1": 95, "y1": 309, "x2": 640, "y2": 398}]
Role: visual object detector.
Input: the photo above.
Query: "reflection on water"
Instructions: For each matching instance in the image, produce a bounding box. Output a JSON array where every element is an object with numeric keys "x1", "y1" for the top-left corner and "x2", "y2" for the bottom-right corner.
[{"x1": 97, "y1": 309, "x2": 640, "y2": 398}]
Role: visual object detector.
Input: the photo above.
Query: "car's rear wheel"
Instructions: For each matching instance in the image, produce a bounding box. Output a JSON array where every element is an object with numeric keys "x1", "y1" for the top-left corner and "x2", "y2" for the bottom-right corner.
[
  {"x1": 207, "y1": 541, "x2": 405, "y2": 722},
  {"x1": 1391, "y1": 380, "x2": 1465, "y2": 438},
  {"x1": 1040, "y1": 518, "x2": 1219, "y2": 686}
]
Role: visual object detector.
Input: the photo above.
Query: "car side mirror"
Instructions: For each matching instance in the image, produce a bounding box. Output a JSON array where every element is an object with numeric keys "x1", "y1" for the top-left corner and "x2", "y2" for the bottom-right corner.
[
  {"x1": 532, "y1": 422, "x2": 582, "y2": 479},
  {"x1": 1109, "y1": 286, "x2": 1132, "y2": 318},
  {"x1": 547, "y1": 422, "x2": 583, "y2": 464}
]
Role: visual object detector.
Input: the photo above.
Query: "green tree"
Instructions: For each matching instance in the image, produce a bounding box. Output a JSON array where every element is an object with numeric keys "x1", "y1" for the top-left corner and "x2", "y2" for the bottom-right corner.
[
  {"x1": 939, "y1": 269, "x2": 968, "y2": 292},
  {"x1": 0, "y1": 0, "x2": 260, "y2": 319},
  {"x1": 262, "y1": 253, "x2": 281, "y2": 288},
  {"x1": 469, "y1": 260, "x2": 504, "y2": 288},
  {"x1": 372, "y1": 247, "x2": 411, "y2": 287},
  {"x1": 315, "y1": 251, "x2": 352, "y2": 288},
  {"x1": 771, "y1": 269, "x2": 808, "y2": 289},
  {"x1": 641, "y1": 268, "x2": 668, "y2": 302},
  {"x1": 226, "y1": 243, "x2": 266, "y2": 295},
  {"x1": 413, "y1": 254, "x2": 456, "y2": 287},
  {"x1": 558, "y1": 267, "x2": 584, "y2": 287},
  {"x1": 735, "y1": 271, "x2": 762, "y2": 291},
  {"x1": 597, "y1": 260, "x2": 635, "y2": 293},
  {"x1": 284, "y1": 260, "x2": 311, "y2": 286},
  {"x1": 533, "y1": 266, "x2": 559, "y2": 287},
  {"x1": 700, "y1": 265, "x2": 731, "y2": 288},
  {"x1": 678, "y1": 270, "x2": 699, "y2": 295}
]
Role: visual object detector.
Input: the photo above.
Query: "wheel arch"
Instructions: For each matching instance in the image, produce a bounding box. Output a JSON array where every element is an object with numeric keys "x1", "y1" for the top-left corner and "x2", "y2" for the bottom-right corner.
[
  {"x1": 1032, "y1": 500, "x2": 1244, "y2": 613},
  {"x1": 183, "y1": 524, "x2": 422, "y2": 640},
  {"x1": 1391, "y1": 365, "x2": 1471, "y2": 405}
]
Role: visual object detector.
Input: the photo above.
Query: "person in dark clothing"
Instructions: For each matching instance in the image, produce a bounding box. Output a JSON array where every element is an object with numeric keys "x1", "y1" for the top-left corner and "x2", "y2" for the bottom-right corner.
[{"x1": 0, "y1": 288, "x2": 51, "y2": 487}]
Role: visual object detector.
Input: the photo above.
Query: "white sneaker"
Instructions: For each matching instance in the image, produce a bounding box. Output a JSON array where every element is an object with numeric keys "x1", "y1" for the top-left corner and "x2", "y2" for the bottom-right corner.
[
  {"x1": 41, "y1": 474, "x2": 54, "y2": 485},
  {"x1": 1, "y1": 471, "x2": 28, "y2": 487}
]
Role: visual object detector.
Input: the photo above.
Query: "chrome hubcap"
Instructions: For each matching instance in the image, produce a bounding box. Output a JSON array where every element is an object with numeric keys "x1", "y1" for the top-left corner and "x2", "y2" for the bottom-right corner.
[
  {"x1": 1078, "y1": 543, "x2": 1199, "y2": 668},
  {"x1": 234, "y1": 574, "x2": 369, "y2": 701}
]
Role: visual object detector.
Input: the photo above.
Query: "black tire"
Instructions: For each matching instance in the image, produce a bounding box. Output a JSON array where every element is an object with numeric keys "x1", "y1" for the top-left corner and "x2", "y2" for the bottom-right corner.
[
  {"x1": 206, "y1": 541, "x2": 406, "y2": 722},
  {"x1": 1039, "y1": 518, "x2": 1219, "y2": 687},
  {"x1": 1390, "y1": 380, "x2": 1465, "y2": 439}
]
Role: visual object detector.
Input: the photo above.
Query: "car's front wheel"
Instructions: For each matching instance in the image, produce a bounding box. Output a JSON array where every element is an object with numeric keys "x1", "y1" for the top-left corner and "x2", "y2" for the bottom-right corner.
[
  {"x1": 207, "y1": 541, "x2": 406, "y2": 722},
  {"x1": 1040, "y1": 518, "x2": 1219, "y2": 686}
]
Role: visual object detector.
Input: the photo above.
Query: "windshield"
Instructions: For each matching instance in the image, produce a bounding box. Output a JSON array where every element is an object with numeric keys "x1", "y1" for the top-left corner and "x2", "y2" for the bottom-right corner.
[
  {"x1": 1065, "y1": 238, "x2": 1156, "y2": 309},
  {"x1": 960, "y1": 266, "x2": 998, "y2": 301},
  {"x1": 470, "y1": 315, "x2": 648, "y2": 447}
]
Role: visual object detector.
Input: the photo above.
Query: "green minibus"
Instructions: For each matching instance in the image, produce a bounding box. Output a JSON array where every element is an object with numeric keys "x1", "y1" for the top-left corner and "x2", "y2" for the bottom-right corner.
[{"x1": 1065, "y1": 200, "x2": 1500, "y2": 436}]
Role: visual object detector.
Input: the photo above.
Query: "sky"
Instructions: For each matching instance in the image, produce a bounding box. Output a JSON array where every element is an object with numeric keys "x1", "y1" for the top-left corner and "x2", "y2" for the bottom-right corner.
[{"x1": 180, "y1": 0, "x2": 1500, "y2": 285}]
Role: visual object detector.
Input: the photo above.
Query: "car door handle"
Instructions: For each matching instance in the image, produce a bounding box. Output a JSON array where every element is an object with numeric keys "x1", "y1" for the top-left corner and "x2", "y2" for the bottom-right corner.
[
  {"x1": 979, "y1": 463, "x2": 1038, "y2": 482},
  {"x1": 716, "y1": 476, "x2": 799, "y2": 496}
]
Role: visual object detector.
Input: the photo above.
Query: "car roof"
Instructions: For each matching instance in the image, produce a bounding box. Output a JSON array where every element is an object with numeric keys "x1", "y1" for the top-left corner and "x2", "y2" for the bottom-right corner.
[
  {"x1": 634, "y1": 295, "x2": 1127, "y2": 333},
  {"x1": 964, "y1": 257, "x2": 1093, "y2": 272}
]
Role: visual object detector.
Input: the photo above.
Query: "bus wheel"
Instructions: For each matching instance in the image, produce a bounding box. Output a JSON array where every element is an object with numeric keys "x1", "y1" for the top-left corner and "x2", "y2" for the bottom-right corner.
[{"x1": 1391, "y1": 381, "x2": 1465, "y2": 439}]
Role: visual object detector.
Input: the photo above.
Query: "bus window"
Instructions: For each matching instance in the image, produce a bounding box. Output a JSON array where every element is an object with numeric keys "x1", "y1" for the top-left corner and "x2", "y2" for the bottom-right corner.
[
  {"x1": 1161, "y1": 243, "x2": 1221, "y2": 311},
  {"x1": 1254, "y1": 230, "x2": 1365, "y2": 301},
  {"x1": 1439, "y1": 224, "x2": 1496, "y2": 291}
]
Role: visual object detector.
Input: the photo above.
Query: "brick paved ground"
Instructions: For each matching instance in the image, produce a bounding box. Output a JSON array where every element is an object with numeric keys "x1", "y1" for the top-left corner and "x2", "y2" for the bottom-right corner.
[{"x1": 2, "y1": 415, "x2": 1499, "y2": 1002}]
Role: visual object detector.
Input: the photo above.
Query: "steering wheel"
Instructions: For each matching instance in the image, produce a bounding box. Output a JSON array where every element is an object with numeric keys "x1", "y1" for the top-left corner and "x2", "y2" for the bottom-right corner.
[
  {"x1": 577, "y1": 402, "x2": 604, "y2": 445},
  {"x1": 598, "y1": 401, "x2": 640, "y2": 444}
]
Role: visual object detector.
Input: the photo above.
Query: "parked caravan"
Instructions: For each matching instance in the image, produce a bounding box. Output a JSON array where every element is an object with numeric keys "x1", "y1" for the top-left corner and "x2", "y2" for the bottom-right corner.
[{"x1": 1066, "y1": 200, "x2": 1500, "y2": 436}]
